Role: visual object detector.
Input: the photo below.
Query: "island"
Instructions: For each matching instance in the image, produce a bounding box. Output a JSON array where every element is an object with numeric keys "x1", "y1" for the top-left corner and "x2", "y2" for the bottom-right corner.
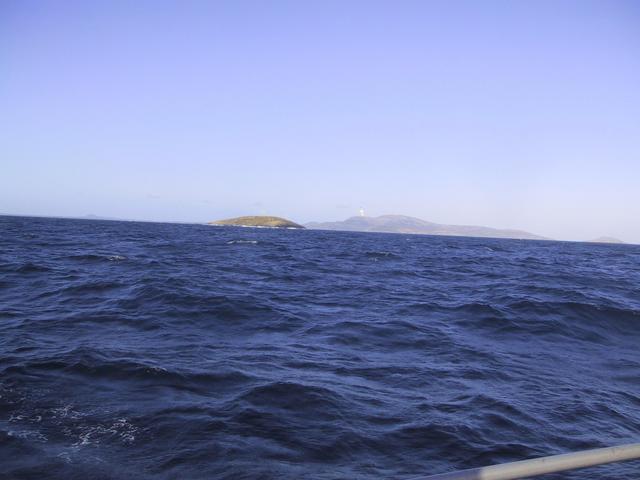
[
  {"x1": 208, "y1": 216, "x2": 304, "y2": 229},
  {"x1": 587, "y1": 236, "x2": 625, "y2": 244},
  {"x1": 306, "y1": 214, "x2": 546, "y2": 240}
]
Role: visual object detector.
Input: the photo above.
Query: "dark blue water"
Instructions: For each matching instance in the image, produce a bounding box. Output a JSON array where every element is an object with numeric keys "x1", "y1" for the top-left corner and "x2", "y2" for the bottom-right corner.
[{"x1": 1, "y1": 216, "x2": 639, "y2": 479}]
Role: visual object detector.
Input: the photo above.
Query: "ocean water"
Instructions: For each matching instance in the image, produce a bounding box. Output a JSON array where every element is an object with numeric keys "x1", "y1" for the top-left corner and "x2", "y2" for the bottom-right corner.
[{"x1": 1, "y1": 215, "x2": 639, "y2": 480}]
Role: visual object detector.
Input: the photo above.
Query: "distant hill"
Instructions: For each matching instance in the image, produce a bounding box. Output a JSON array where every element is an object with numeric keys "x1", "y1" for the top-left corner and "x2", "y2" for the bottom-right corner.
[
  {"x1": 306, "y1": 215, "x2": 547, "y2": 240},
  {"x1": 587, "y1": 236, "x2": 625, "y2": 244},
  {"x1": 208, "y1": 216, "x2": 304, "y2": 229}
]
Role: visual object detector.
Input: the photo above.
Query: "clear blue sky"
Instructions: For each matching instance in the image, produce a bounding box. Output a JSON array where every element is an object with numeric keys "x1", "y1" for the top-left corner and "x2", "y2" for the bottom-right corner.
[{"x1": 2, "y1": 1, "x2": 639, "y2": 242}]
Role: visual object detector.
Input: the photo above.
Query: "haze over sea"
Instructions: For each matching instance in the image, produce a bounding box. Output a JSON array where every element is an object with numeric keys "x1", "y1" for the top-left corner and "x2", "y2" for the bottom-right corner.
[{"x1": 1, "y1": 215, "x2": 639, "y2": 479}]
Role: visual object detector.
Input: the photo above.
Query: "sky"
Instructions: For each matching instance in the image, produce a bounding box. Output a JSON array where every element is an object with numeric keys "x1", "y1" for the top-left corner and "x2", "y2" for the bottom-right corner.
[{"x1": 2, "y1": 1, "x2": 639, "y2": 242}]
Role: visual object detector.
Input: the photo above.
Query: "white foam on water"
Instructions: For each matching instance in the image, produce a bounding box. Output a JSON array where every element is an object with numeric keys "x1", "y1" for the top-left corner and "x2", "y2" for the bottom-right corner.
[
  {"x1": 72, "y1": 418, "x2": 138, "y2": 447},
  {"x1": 52, "y1": 405, "x2": 86, "y2": 420},
  {"x1": 7, "y1": 429, "x2": 48, "y2": 442}
]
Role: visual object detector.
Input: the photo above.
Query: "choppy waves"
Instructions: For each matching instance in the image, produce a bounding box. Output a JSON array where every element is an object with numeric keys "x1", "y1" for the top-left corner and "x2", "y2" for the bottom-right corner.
[{"x1": 0, "y1": 216, "x2": 639, "y2": 479}]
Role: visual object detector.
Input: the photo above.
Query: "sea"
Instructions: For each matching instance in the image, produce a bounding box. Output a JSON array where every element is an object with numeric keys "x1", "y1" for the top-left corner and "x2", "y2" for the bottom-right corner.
[{"x1": 1, "y1": 215, "x2": 639, "y2": 479}]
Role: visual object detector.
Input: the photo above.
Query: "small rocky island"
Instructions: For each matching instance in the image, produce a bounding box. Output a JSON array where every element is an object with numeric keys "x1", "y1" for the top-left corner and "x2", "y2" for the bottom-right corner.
[
  {"x1": 208, "y1": 216, "x2": 304, "y2": 229},
  {"x1": 587, "y1": 236, "x2": 625, "y2": 244}
]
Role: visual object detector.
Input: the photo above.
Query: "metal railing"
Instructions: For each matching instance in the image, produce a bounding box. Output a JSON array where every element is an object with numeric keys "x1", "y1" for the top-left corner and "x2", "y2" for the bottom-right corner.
[{"x1": 416, "y1": 443, "x2": 640, "y2": 480}]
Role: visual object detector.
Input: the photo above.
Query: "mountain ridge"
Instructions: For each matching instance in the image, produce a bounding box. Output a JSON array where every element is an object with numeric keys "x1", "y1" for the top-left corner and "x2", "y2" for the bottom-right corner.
[{"x1": 306, "y1": 214, "x2": 548, "y2": 240}]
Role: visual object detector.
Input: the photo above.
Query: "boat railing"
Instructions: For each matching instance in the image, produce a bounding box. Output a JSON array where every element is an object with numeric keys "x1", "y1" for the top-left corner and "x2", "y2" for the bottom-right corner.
[{"x1": 415, "y1": 442, "x2": 640, "y2": 480}]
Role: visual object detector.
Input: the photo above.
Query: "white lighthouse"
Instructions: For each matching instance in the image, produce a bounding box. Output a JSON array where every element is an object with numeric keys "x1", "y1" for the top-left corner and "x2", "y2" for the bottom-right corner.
[{"x1": 359, "y1": 207, "x2": 365, "y2": 217}]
